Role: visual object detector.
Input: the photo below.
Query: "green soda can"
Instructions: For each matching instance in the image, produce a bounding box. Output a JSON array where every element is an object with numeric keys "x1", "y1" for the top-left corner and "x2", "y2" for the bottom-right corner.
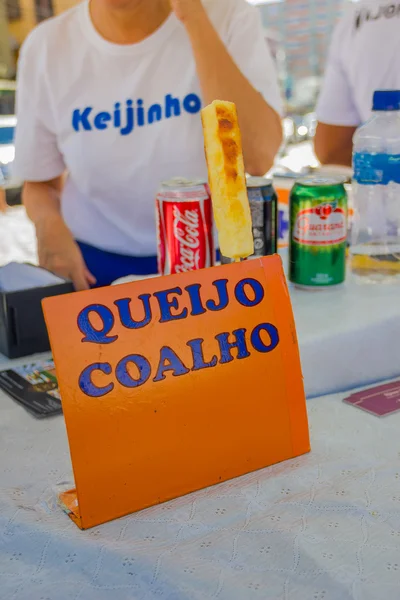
[{"x1": 289, "y1": 177, "x2": 348, "y2": 289}]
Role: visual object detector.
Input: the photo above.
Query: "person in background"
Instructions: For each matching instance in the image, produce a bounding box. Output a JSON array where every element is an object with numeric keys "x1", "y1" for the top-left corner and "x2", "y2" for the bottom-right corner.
[
  {"x1": 13, "y1": 0, "x2": 283, "y2": 290},
  {"x1": 315, "y1": 0, "x2": 400, "y2": 167}
]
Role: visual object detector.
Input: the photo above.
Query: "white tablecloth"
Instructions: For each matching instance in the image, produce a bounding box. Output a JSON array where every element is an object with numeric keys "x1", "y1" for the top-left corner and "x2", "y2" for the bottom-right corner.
[
  {"x1": 0, "y1": 208, "x2": 37, "y2": 267},
  {"x1": 1, "y1": 381, "x2": 400, "y2": 600},
  {"x1": 1, "y1": 208, "x2": 400, "y2": 598},
  {"x1": 289, "y1": 279, "x2": 400, "y2": 397}
]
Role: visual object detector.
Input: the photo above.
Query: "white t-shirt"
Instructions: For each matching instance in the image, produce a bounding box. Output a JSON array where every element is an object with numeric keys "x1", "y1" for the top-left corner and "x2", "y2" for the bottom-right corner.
[
  {"x1": 13, "y1": 0, "x2": 282, "y2": 256},
  {"x1": 317, "y1": 0, "x2": 400, "y2": 127}
]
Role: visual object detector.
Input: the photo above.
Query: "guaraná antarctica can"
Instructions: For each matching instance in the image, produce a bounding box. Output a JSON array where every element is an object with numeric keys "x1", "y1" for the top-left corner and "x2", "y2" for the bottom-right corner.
[
  {"x1": 289, "y1": 176, "x2": 348, "y2": 289},
  {"x1": 221, "y1": 177, "x2": 278, "y2": 264}
]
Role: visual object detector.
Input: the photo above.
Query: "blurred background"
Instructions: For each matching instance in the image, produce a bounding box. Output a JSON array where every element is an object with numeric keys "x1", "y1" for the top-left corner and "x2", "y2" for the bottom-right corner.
[{"x1": 0, "y1": 0, "x2": 355, "y2": 205}]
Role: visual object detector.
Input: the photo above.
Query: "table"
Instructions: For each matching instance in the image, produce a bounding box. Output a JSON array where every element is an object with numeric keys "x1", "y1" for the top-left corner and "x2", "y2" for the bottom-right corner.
[
  {"x1": 1, "y1": 207, "x2": 400, "y2": 398},
  {"x1": 1, "y1": 379, "x2": 400, "y2": 600},
  {"x1": 1, "y1": 209, "x2": 400, "y2": 598},
  {"x1": 1, "y1": 271, "x2": 400, "y2": 400},
  {"x1": 289, "y1": 278, "x2": 400, "y2": 397},
  {"x1": 0, "y1": 207, "x2": 37, "y2": 267}
]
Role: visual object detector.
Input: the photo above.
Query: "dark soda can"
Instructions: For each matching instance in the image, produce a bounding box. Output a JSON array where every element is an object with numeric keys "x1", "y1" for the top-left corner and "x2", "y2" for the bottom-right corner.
[
  {"x1": 247, "y1": 177, "x2": 278, "y2": 256},
  {"x1": 220, "y1": 177, "x2": 278, "y2": 264}
]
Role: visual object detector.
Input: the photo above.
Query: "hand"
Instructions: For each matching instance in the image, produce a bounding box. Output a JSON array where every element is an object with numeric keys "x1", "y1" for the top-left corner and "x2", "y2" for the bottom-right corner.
[
  {"x1": 36, "y1": 216, "x2": 96, "y2": 291},
  {"x1": 169, "y1": 0, "x2": 205, "y2": 25}
]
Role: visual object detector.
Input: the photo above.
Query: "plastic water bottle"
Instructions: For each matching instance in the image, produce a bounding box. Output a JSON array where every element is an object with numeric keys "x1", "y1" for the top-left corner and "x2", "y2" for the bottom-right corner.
[{"x1": 351, "y1": 90, "x2": 400, "y2": 283}]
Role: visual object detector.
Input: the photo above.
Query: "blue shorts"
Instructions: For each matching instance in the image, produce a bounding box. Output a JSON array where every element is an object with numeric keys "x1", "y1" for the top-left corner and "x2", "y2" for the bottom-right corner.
[{"x1": 76, "y1": 240, "x2": 158, "y2": 288}]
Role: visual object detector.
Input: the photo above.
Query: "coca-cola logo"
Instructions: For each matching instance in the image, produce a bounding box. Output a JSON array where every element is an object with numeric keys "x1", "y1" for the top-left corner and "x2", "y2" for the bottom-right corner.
[{"x1": 173, "y1": 206, "x2": 201, "y2": 273}]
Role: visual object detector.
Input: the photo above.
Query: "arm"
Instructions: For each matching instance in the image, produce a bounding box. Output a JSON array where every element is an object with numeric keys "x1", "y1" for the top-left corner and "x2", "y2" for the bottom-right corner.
[
  {"x1": 23, "y1": 178, "x2": 96, "y2": 290},
  {"x1": 24, "y1": 176, "x2": 63, "y2": 225},
  {"x1": 171, "y1": 0, "x2": 282, "y2": 175},
  {"x1": 314, "y1": 123, "x2": 356, "y2": 167},
  {"x1": 13, "y1": 33, "x2": 94, "y2": 291}
]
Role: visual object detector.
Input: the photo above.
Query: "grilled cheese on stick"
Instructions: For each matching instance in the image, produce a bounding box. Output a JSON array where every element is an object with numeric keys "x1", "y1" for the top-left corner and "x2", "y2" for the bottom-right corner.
[{"x1": 201, "y1": 100, "x2": 254, "y2": 260}]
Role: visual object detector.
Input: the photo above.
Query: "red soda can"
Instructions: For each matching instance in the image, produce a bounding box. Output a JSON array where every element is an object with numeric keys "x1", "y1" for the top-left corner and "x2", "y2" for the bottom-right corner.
[{"x1": 156, "y1": 178, "x2": 215, "y2": 275}]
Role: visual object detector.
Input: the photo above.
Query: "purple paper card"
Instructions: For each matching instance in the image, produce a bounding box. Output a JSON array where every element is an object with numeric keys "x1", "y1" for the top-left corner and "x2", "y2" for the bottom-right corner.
[{"x1": 343, "y1": 381, "x2": 400, "y2": 417}]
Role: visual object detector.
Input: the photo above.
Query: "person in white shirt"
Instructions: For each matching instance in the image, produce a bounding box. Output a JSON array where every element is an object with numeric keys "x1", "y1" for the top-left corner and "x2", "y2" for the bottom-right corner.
[
  {"x1": 13, "y1": 0, "x2": 283, "y2": 289},
  {"x1": 315, "y1": 0, "x2": 400, "y2": 166}
]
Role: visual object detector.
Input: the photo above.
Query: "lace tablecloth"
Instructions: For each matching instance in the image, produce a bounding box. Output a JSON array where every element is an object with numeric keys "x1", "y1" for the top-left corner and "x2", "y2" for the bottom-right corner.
[
  {"x1": 1, "y1": 381, "x2": 400, "y2": 600},
  {"x1": 288, "y1": 280, "x2": 400, "y2": 397},
  {"x1": 0, "y1": 208, "x2": 37, "y2": 267}
]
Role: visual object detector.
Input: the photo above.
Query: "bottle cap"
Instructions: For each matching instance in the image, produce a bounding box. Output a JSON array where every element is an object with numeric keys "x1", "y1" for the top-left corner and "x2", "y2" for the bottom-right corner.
[{"x1": 372, "y1": 90, "x2": 400, "y2": 111}]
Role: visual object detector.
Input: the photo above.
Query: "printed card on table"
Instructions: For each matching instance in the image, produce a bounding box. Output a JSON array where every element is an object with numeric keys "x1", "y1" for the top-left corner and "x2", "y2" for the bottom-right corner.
[
  {"x1": 42, "y1": 255, "x2": 310, "y2": 530},
  {"x1": 344, "y1": 381, "x2": 400, "y2": 417}
]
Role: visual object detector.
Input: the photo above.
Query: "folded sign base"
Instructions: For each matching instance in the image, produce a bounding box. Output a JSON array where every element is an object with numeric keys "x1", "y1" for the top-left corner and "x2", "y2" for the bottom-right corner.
[{"x1": 43, "y1": 256, "x2": 310, "y2": 530}]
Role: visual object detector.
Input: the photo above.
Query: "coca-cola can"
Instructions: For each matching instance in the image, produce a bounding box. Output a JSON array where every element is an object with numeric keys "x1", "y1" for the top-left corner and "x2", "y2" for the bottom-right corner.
[{"x1": 156, "y1": 177, "x2": 215, "y2": 275}]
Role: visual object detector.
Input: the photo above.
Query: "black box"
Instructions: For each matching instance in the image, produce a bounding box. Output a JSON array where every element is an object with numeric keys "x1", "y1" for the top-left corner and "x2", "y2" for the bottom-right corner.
[{"x1": 0, "y1": 265, "x2": 74, "y2": 359}]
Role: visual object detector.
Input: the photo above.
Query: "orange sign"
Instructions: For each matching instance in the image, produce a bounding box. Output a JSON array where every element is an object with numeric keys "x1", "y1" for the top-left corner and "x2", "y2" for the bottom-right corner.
[
  {"x1": 275, "y1": 178, "x2": 293, "y2": 248},
  {"x1": 43, "y1": 256, "x2": 310, "y2": 530}
]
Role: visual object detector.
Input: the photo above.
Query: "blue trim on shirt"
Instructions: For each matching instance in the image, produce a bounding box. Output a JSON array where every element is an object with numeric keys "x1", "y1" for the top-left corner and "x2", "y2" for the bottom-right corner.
[{"x1": 76, "y1": 240, "x2": 157, "y2": 287}]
